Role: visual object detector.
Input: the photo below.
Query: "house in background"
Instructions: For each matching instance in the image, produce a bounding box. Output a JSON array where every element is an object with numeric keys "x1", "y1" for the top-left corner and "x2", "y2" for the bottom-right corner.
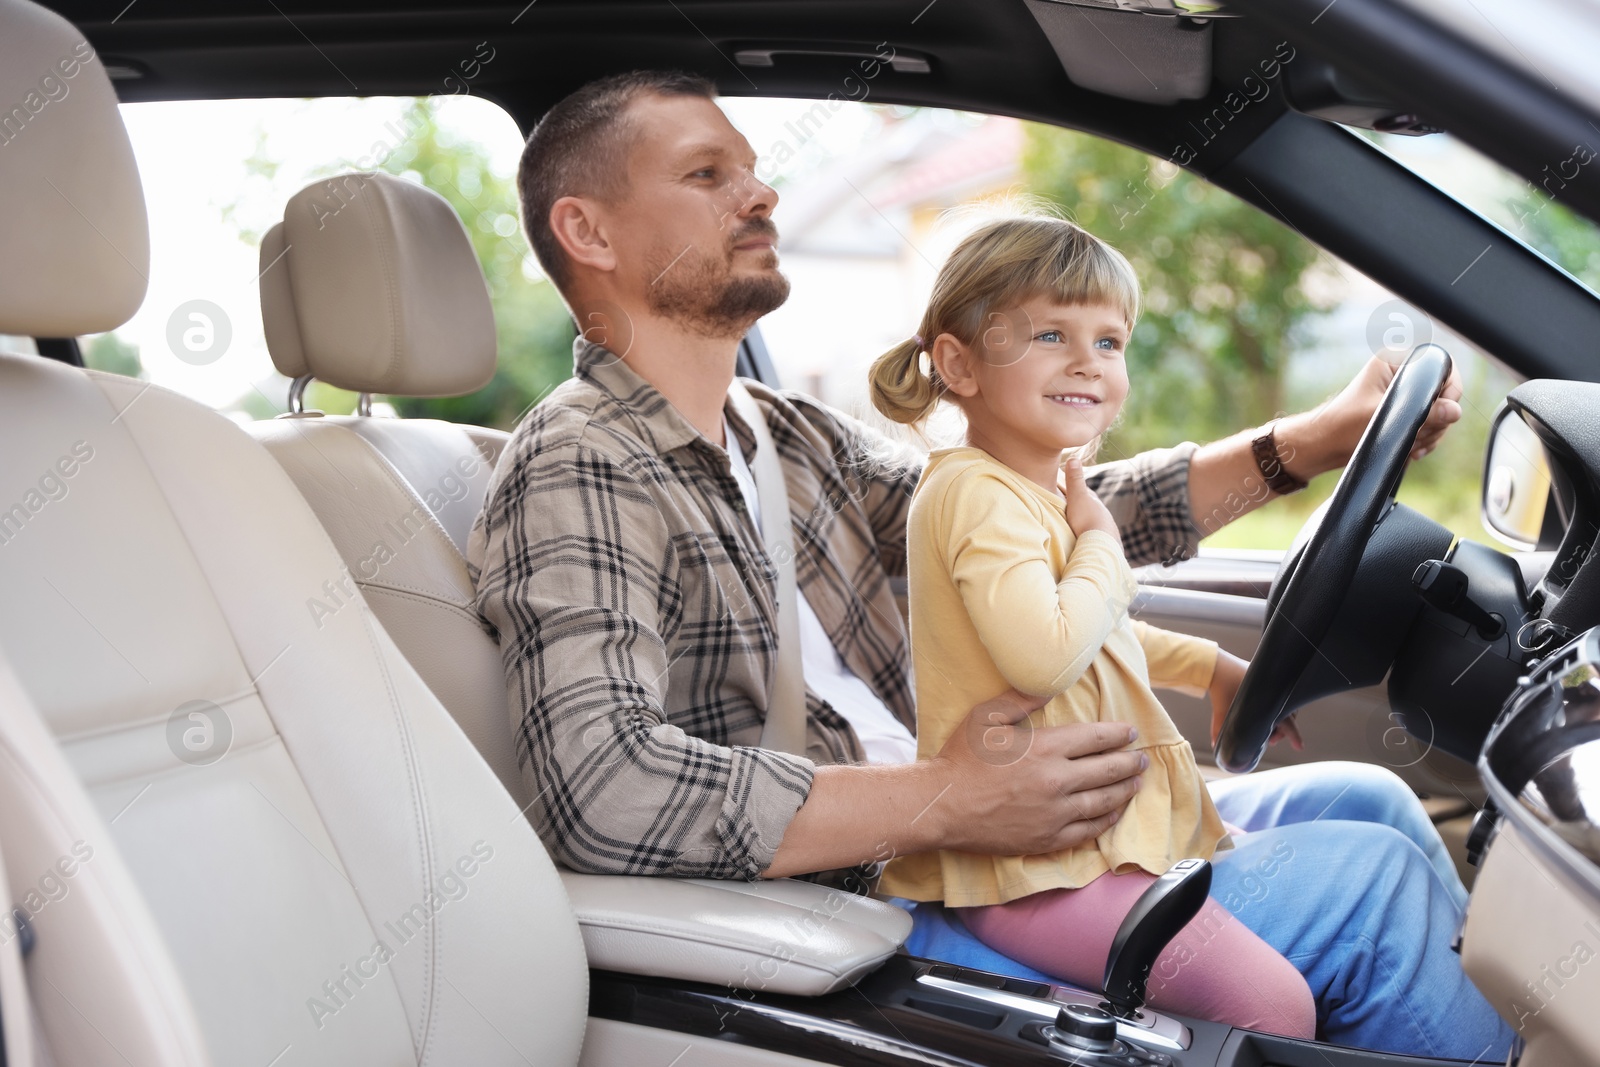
[{"x1": 757, "y1": 110, "x2": 1025, "y2": 420}]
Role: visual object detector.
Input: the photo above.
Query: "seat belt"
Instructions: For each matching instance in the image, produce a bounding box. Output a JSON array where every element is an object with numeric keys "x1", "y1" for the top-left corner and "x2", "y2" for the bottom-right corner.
[{"x1": 726, "y1": 380, "x2": 808, "y2": 757}]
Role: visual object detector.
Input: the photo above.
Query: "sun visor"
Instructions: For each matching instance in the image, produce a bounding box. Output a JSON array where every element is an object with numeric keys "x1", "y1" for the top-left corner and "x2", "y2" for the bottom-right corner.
[{"x1": 1024, "y1": 1, "x2": 1213, "y2": 105}]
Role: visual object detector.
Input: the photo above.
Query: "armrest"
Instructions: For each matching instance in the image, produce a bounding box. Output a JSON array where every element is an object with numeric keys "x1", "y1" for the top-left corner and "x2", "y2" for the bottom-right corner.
[{"x1": 559, "y1": 871, "x2": 912, "y2": 996}]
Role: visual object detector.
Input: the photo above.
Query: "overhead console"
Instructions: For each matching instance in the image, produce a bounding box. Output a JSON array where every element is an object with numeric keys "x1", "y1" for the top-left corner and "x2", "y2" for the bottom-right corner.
[
  {"x1": 1021, "y1": 0, "x2": 1437, "y2": 136},
  {"x1": 1281, "y1": 58, "x2": 1443, "y2": 135}
]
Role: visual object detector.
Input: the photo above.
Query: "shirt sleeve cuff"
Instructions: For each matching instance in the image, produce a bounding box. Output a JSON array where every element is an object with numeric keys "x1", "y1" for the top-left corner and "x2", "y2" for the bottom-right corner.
[
  {"x1": 1186, "y1": 638, "x2": 1221, "y2": 692},
  {"x1": 1132, "y1": 441, "x2": 1201, "y2": 566},
  {"x1": 1135, "y1": 622, "x2": 1219, "y2": 694},
  {"x1": 716, "y1": 746, "x2": 817, "y2": 880}
]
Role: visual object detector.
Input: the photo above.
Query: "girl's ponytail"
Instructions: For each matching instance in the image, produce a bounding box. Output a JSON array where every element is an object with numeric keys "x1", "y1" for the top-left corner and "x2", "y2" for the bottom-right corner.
[{"x1": 868, "y1": 335, "x2": 943, "y2": 427}]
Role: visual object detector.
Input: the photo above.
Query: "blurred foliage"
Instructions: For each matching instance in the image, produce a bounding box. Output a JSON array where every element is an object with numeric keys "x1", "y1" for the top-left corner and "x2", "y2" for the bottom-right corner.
[
  {"x1": 1022, "y1": 123, "x2": 1333, "y2": 458},
  {"x1": 82, "y1": 332, "x2": 144, "y2": 379},
  {"x1": 1515, "y1": 194, "x2": 1600, "y2": 292},
  {"x1": 213, "y1": 101, "x2": 1599, "y2": 550}
]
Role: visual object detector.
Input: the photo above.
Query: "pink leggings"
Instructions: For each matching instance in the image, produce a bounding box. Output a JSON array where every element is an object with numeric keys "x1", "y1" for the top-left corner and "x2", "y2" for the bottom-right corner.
[{"x1": 957, "y1": 870, "x2": 1315, "y2": 1039}]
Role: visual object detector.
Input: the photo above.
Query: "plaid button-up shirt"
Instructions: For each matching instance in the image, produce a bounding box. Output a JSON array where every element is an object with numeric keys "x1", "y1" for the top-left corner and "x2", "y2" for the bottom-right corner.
[{"x1": 467, "y1": 339, "x2": 1201, "y2": 880}]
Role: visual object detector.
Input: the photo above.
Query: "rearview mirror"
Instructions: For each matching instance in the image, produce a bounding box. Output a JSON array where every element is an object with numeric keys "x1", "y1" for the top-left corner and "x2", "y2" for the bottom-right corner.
[{"x1": 1482, "y1": 406, "x2": 1555, "y2": 549}]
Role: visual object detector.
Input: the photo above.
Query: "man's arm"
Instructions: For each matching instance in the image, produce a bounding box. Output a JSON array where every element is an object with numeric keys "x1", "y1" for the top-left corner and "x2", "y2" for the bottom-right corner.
[
  {"x1": 766, "y1": 691, "x2": 1148, "y2": 878},
  {"x1": 471, "y1": 423, "x2": 814, "y2": 880},
  {"x1": 476, "y1": 420, "x2": 1148, "y2": 881},
  {"x1": 1084, "y1": 355, "x2": 1466, "y2": 562},
  {"x1": 1188, "y1": 355, "x2": 1464, "y2": 538}
]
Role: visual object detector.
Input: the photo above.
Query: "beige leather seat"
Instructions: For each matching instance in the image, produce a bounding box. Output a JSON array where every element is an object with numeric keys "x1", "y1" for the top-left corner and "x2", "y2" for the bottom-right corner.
[
  {"x1": 249, "y1": 172, "x2": 527, "y2": 807},
  {"x1": 249, "y1": 174, "x2": 917, "y2": 991},
  {"x1": 0, "y1": 3, "x2": 588, "y2": 1064},
  {"x1": 0, "y1": 646, "x2": 210, "y2": 1066}
]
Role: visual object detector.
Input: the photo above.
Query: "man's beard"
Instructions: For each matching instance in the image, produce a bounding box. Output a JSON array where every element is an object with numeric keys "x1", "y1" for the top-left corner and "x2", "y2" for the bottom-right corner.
[{"x1": 644, "y1": 225, "x2": 791, "y2": 339}]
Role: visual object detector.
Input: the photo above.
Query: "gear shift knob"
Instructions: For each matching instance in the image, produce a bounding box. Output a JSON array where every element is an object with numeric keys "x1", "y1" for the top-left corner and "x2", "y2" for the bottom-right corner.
[{"x1": 1102, "y1": 858, "x2": 1212, "y2": 1019}]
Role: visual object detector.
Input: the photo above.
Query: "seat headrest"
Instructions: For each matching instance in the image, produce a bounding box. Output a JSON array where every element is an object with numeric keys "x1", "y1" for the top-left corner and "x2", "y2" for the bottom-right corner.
[
  {"x1": 0, "y1": 0, "x2": 149, "y2": 337},
  {"x1": 260, "y1": 171, "x2": 497, "y2": 397}
]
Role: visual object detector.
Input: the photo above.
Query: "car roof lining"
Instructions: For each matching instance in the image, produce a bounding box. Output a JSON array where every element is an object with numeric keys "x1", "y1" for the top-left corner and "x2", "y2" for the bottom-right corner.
[
  {"x1": 47, "y1": 0, "x2": 1269, "y2": 153},
  {"x1": 38, "y1": 0, "x2": 1600, "y2": 383}
]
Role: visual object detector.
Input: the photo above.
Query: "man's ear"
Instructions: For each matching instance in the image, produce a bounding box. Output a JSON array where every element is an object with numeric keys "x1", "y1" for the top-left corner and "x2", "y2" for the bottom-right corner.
[
  {"x1": 930, "y1": 334, "x2": 979, "y2": 398},
  {"x1": 549, "y1": 195, "x2": 617, "y2": 273}
]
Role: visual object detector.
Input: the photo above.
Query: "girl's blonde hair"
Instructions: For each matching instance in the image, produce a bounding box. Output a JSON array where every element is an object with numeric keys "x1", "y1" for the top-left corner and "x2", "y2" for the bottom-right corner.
[{"x1": 868, "y1": 213, "x2": 1140, "y2": 429}]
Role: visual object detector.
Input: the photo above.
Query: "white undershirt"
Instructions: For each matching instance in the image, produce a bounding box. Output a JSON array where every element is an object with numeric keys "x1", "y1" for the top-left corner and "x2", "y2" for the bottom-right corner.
[{"x1": 724, "y1": 418, "x2": 919, "y2": 766}]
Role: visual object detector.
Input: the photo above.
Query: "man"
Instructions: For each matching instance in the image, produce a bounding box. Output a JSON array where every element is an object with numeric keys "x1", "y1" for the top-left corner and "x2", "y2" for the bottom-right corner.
[{"x1": 468, "y1": 71, "x2": 1510, "y2": 1057}]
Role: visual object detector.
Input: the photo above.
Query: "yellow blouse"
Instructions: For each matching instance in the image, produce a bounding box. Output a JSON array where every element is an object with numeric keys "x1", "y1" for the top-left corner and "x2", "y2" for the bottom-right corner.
[{"x1": 879, "y1": 447, "x2": 1231, "y2": 907}]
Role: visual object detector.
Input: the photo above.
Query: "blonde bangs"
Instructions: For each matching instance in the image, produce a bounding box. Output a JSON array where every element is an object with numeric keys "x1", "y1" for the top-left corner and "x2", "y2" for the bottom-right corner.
[
  {"x1": 930, "y1": 215, "x2": 1141, "y2": 349},
  {"x1": 1038, "y1": 234, "x2": 1141, "y2": 327}
]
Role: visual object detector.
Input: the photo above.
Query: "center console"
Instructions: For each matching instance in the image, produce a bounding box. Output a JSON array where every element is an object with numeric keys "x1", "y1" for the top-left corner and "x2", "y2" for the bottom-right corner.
[
  {"x1": 574, "y1": 849, "x2": 1499, "y2": 1066},
  {"x1": 589, "y1": 954, "x2": 1490, "y2": 1067}
]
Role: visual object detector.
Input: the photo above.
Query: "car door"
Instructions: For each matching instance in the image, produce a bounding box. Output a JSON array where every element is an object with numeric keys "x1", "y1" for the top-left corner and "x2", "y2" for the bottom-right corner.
[{"x1": 1131, "y1": 552, "x2": 1488, "y2": 799}]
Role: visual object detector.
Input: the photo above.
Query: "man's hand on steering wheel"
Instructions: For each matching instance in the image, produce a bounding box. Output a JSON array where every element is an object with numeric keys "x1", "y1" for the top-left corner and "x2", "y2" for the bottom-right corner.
[
  {"x1": 1208, "y1": 649, "x2": 1303, "y2": 752},
  {"x1": 1292, "y1": 355, "x2": 1464, "y2": 474},
  {"x1": 1215, "y1": 344, "x2": 1455, "y2": 772}
]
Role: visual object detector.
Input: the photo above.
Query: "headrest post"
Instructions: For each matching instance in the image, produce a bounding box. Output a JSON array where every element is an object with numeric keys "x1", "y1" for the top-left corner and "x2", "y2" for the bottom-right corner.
[
  {"x1": 287, "y1": 374, "x2": 314, "y2": 414},
  {"x1": 356, "y1": 393, "x2": 373, "y2": 417}
]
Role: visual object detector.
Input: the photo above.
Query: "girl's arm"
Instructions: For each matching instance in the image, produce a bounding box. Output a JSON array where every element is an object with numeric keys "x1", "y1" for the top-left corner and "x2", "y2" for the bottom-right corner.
[
  {"x1": 1132, "y1": 621, "x2": 1219, "y2": 697},
  {"x1": 945, "y1": 472, "x2": 1137, "y2": 698}
]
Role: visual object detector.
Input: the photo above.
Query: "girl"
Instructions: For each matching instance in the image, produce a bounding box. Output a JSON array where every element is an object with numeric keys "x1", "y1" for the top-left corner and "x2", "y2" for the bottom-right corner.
[{"x1": 870, "y1": 214, "x2": 1316, "y2": 1039}]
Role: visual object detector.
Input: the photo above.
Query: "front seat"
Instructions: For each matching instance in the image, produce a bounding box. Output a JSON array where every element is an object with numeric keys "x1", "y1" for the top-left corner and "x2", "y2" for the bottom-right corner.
[
  {"x1": 249, "y1": 171, "x2": 527, "y2": 807},
  {"x1": 245, "y1": 172, "x2": 917, "y2": 994},
  {"x1": 0, "y1": 2, "x2": 587, "y2": 1064}
]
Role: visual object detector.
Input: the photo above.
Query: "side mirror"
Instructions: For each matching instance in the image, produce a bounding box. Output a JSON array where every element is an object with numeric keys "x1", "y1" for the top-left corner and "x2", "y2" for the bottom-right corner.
[{"x1": 1482, "y1": 405, "x2": 1556, "y2": 549}]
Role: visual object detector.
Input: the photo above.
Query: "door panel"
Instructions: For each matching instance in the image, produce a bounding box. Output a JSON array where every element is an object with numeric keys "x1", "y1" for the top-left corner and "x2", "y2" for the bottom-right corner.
[{"x1": 1132, "y1": 553, "x2": 1485, "y2": 805}]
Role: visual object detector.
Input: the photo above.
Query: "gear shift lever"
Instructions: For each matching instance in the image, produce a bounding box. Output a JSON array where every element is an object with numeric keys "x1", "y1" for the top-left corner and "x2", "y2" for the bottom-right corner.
[{"x1": 1101, "y1": 858, "x2": 1212, "y2": 1019}]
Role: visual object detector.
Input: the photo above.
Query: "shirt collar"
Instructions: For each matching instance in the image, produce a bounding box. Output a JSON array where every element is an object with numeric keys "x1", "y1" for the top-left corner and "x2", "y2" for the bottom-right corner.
[{"x1": 573, "y1": 335, "x2": 760, "y2": 460}]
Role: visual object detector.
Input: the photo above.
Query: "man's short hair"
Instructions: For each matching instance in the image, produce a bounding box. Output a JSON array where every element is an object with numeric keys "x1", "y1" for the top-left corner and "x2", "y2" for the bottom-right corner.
[{"x1": 517, "y1": 70, "x2": 717, "y2": 294}]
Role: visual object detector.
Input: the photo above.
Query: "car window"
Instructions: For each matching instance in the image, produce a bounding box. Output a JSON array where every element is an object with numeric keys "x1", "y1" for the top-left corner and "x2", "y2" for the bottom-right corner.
[
  {"x1": 84, "y1": 93, "x2": 573, "y2": 427},
  {"x1": 742, "y1": 101, "x2": 1521, "y2": 550},
  {"x1": 95, "y1": 93, "x2": 1522, "y2": 551}
]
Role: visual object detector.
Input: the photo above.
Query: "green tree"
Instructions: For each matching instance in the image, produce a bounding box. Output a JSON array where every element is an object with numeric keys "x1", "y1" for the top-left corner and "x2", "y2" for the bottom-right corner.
[{"x1": 1021, "y1": 124, "x2": 1331, "y2": 462}]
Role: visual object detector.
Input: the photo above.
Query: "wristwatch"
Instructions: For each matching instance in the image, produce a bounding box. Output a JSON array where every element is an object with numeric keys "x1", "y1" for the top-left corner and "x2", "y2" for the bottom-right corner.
[{"x1": 1251, "y1": 420, "x2": 1307, "y2": 496}]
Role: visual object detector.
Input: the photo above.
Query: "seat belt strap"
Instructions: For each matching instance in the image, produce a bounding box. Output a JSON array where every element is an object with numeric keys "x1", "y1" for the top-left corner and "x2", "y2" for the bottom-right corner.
[{"x1": 726, "y1": 380, "x2": 808, "y2": 757}]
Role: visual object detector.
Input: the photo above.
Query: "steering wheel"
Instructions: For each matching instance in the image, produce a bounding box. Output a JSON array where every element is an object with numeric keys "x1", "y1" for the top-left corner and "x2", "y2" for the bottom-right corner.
[{"x1": 1213, "y1": 343, "x2": 1454, "y2": 773}]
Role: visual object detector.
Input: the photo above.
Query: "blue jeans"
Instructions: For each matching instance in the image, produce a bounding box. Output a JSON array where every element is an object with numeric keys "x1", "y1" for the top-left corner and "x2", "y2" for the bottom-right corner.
[{"x1": 899, "y1": 761, "x2": 1514, "y2": 1060}]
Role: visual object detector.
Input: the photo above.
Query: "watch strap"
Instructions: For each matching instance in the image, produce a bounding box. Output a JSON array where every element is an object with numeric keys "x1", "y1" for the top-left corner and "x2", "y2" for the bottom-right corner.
[{"x1": 1251, "y1": 422, "x2": 1307, "y2": 495}]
